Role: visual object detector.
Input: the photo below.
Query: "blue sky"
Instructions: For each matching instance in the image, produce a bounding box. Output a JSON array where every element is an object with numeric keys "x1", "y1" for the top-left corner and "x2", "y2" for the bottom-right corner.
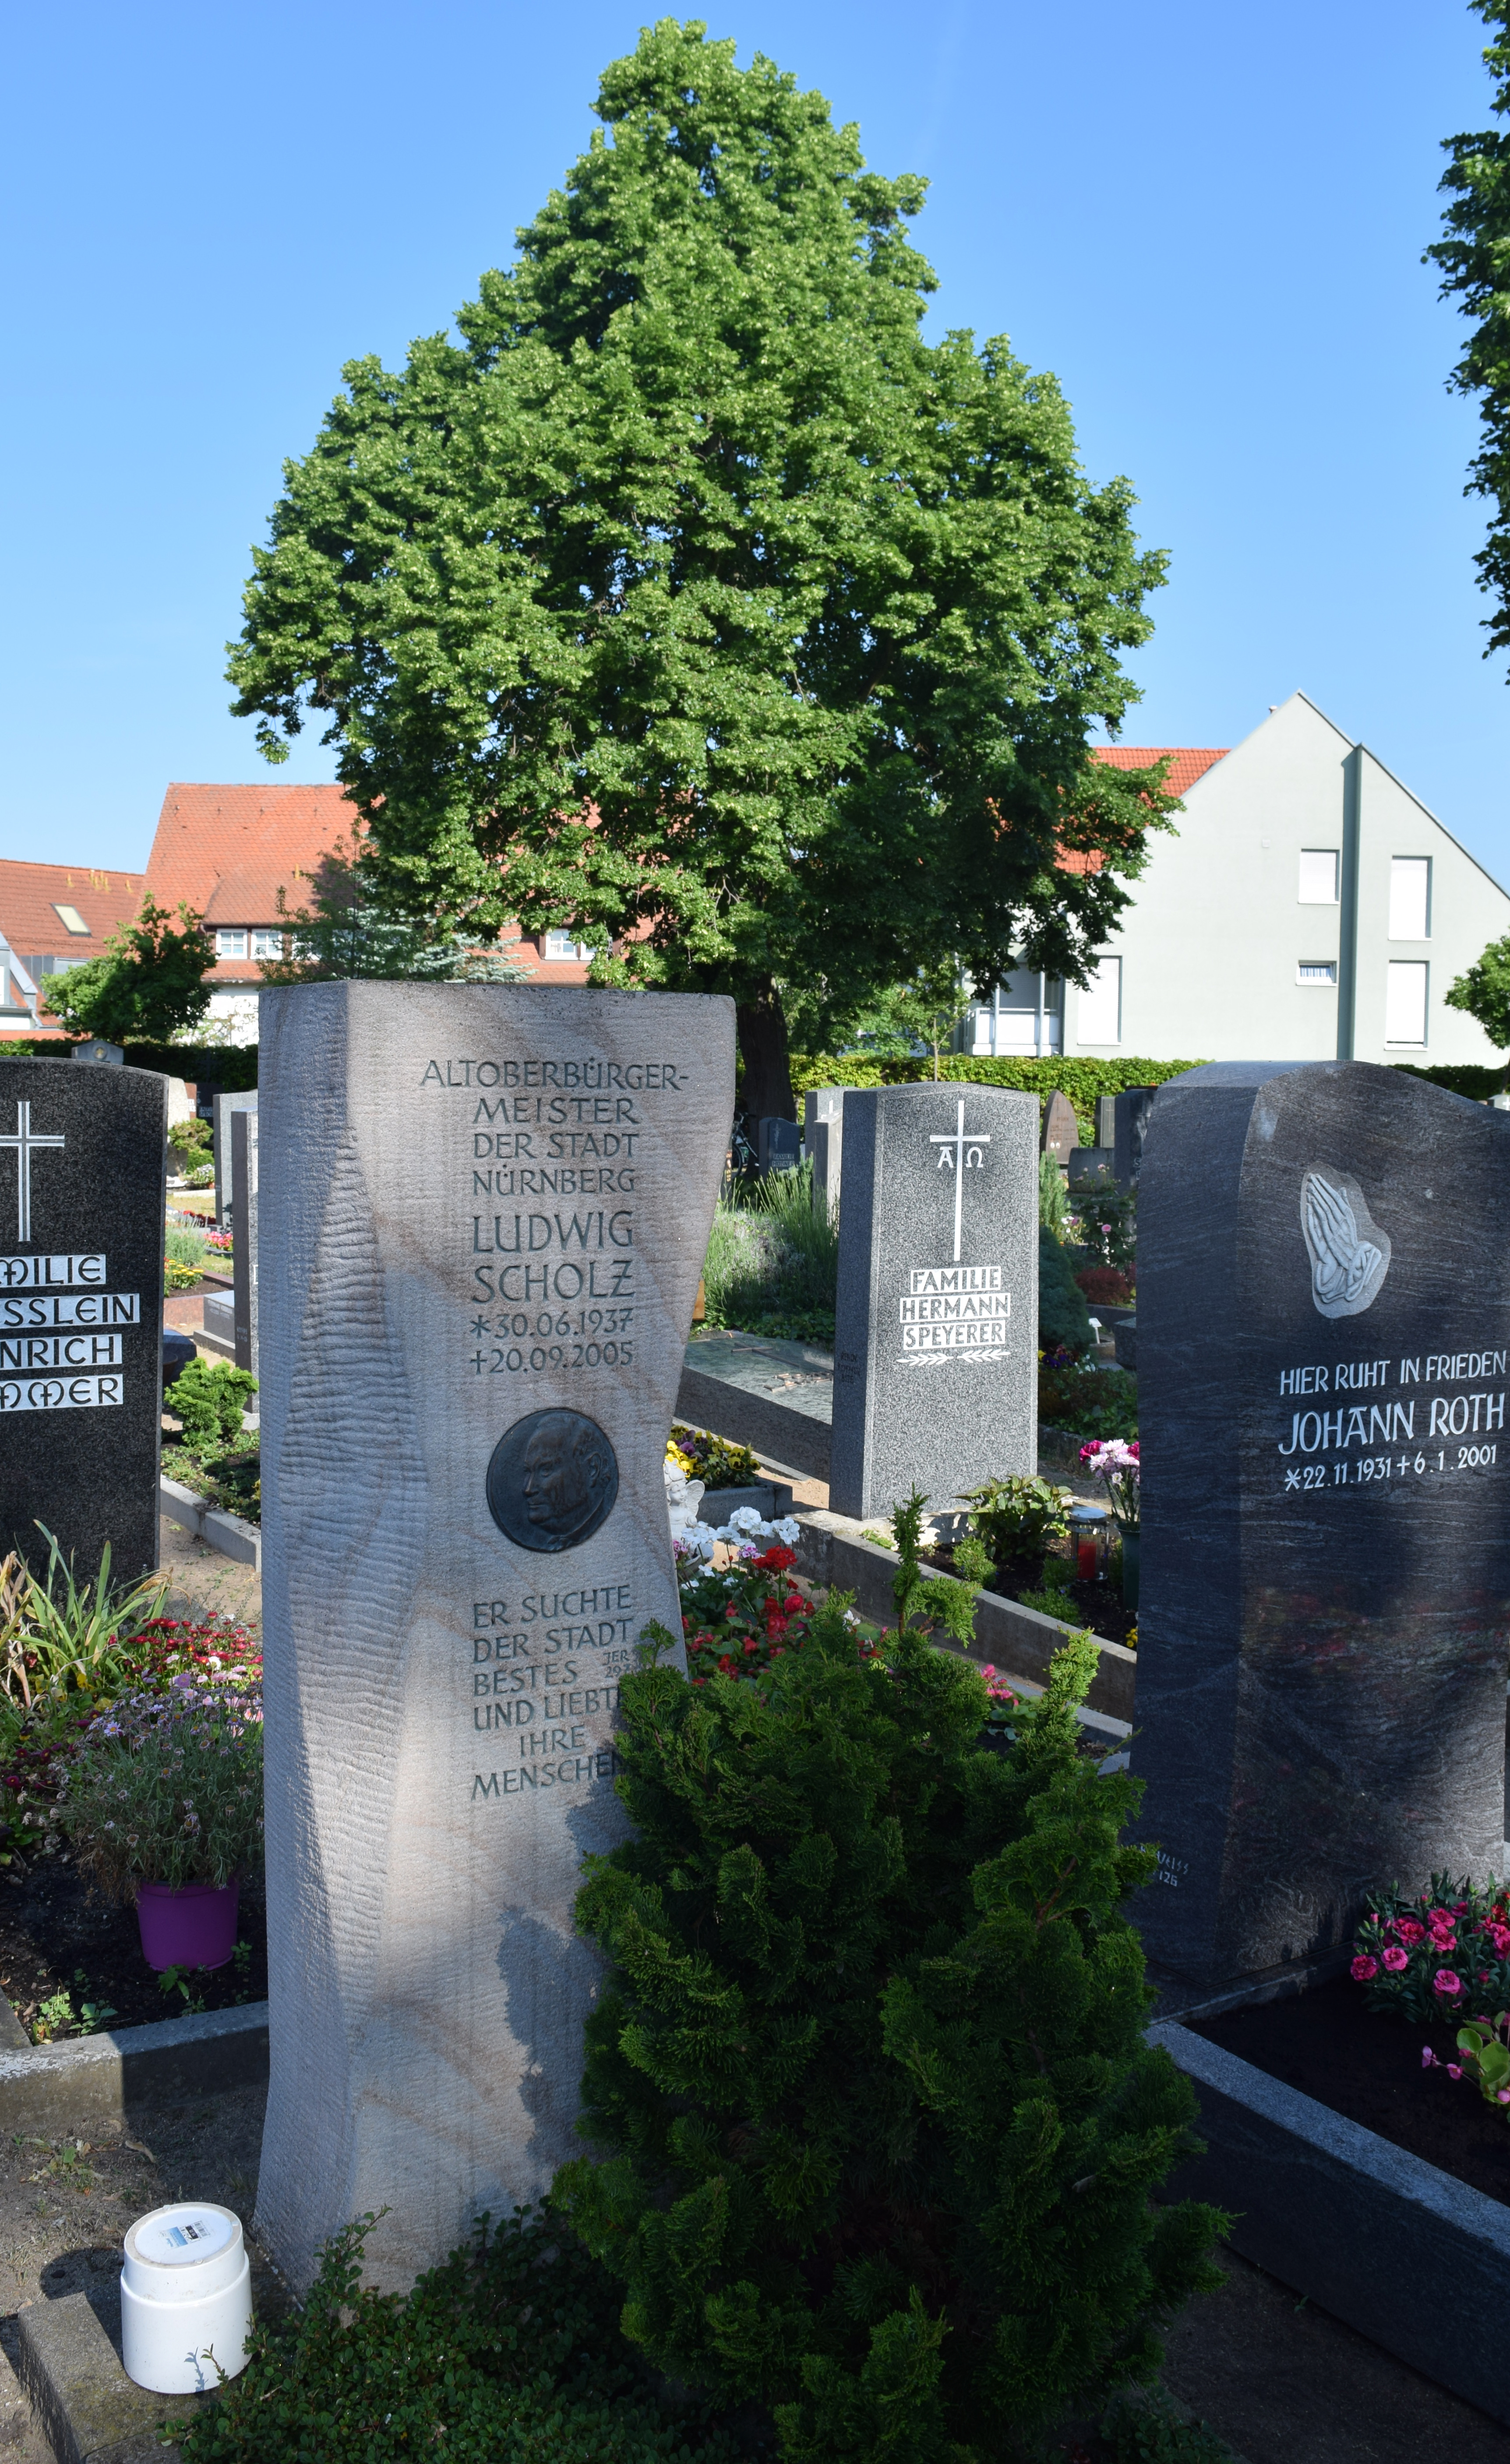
[{"x1": 2, "y1": 2, "x2": 1504, "y2": 879}]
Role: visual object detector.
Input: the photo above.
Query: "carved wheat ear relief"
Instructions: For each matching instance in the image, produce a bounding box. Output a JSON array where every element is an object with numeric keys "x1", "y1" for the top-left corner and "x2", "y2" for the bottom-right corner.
[{"x1": 1299, "y1": 1167, "x2": 1391, "y2": 1319}]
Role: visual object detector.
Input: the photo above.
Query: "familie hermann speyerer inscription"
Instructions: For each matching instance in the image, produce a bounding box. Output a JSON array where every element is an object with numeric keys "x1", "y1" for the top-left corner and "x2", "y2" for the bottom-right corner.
[
  {"x1": 254, "y1": 985, "x2": 733, "y2": 2295},
  {"x1": 1133, "y1": 1060, "x2": 1510, "y2": 1996}
]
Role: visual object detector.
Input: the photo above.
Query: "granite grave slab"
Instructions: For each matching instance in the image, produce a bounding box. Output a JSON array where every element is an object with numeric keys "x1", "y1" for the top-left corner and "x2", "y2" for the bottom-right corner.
[
  {"x1": 1041, "y1": 1089, "x2": 1078, "y2": 1166},
  {"x1": 804, "y1": 1085, "x2": 844, "y2": 1221},
  {"x1": 212, "y1": 1092, "x2": 256, "y2": 1225},
  {"x1": 829, "y1": 1084, "x2": 1037, "y2": 1521},
  {"x1": 230, "y1": 1109, "x2": 258, "y2": 1375},
  {"x1": 1113, "y1": 1082, "x2": 1159, "y2": 1187},
  {"x1": 254, "y1": 984, "x2": 732, "y2": 2293},
  {"x1": 757, "y1": 1116, "x2": 800, "y2": 1173},
  {"x1": 1134, "y1": 1060, "x2": 1510, "y2": 1989},
  {"x1": 0, "y1": 1058, "x2": 164, "y2": 1580}
]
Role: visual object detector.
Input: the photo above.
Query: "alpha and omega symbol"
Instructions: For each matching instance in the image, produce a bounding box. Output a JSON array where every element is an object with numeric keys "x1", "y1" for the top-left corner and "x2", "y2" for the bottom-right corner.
[
  {"x1": 486, "y1": 1408, "x2": 620, "y2": 1553},
  {"x1": 0, "y1": 1104, "x2": 64, "y2": 1243},
  {"x1": 929, "y1": 1099, "x2": 991, "y2": 1265}
]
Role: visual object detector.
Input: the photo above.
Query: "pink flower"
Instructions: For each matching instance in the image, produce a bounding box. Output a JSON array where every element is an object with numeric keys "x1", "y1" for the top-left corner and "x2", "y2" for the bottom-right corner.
[
  {"x1": 1496, "y1": 2091, "x2": 1510, "y2": 2105},
  {"x1": 1448, "y1": 2063, "x2": 1464, "y2": 2079},
  {"x1": 1422, "y1": 2046, "x2": 1438, "y2": 2066},
  {"x1": 1433, "y1": 1968, "x2": 1464, "y2": 1998},
  {"x1": 1381, "y1": 1947, "x2": 1408, "y2": 1972},
  {"x1": 1351, "y1": 1954, "x2": 1379, "y2": 1982},
  {"x1": 1392, "y1": 1918, "x2": 1426, "y2": 1946}
]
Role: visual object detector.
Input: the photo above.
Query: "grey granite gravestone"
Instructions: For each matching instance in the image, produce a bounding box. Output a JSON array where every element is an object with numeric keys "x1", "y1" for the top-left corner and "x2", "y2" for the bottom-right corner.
[
  {"x1": 829, "y1": 1084, "x2": 1038, "y2": 1521},
  {"x1": 212, "y1": 1091, "x2": 256, "y2": 1225},
  {"x1": 758, "y1": 1116, "x2": 800, "y2": 1172},
  {"x1": 73, "y1": 1041, "x2": 124, "y2": 1067},
  {"x1": 0, "y1": 1060, "x2": 164, "y2": 1581},
  {"x1": 1113, "y1": 1084, "x2": 1158, "y2": 1187},
  {"x1": 1095, "y1": 1095, "x2": 1118, "y2": 1148},
  {"x1": 254, "y1": 983, "x2": 733, "y2": 2293},
  {"x1": 230, "y1": 1109, "x2": 258, "y2": 1375},
  {"x1": 1041, "y1": 1090, "x2": 1078, "y2": 1166},
  {"x1": 804, "y1": 1086, "x2": 845, "y2": 1221},
  {"x1": 1133, "y1": 1060, "x2": 1510, "y2": 1995}
]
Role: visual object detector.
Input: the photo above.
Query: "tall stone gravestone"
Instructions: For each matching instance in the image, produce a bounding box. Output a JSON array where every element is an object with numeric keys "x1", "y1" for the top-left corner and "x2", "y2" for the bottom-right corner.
[
  {"x1": 0, "y1": 1060, "x2": 164, "y2": 1581},
  {"x1": 1134, "y1": 1060, "x2": 1510, "y2": 1993},
  {"x1": 213, "y1": 1091, "x2": 257, "y2": 1225},
  {"x1": 1113, "y1": 1083, "x2": 1158, "y2": 1188},
  {"x1": 254, "y1": 984, "x2": 733, "y2": 2292},
  {"x1": 830, "y1": 1085, "x2": 1037, "y2": 1520},
  {"x1": 1041, "y1": 1090, "x2": 1078, "y2": 1168},
  {"x1": 231, "y1": 1109, "x2": 258, "y2": 1376},
  {"x1": 804, "y1": 1086, "x2": 845, "y2": 1223}
]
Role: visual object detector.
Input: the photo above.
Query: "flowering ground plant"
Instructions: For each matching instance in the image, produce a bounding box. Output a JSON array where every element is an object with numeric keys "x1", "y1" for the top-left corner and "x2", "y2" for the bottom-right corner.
[
  {"x1": 1350, "y1": 1871, "x2": 1510, "y2": 2025},
  {"x1": 1080, "y1": 1436, "x2": 1140, "y2": 1532},
  {"x1": 677, "y1": 1543, "x2": 822, "y2": 1683},
  {"x1": 59, "y1": 1670, "x2": 263, "y2": 1899}
]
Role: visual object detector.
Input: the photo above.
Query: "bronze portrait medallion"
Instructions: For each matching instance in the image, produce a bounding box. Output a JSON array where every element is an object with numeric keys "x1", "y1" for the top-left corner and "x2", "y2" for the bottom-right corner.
[{"x1": 486, "y1": 1408, "x2": 619, "y2": 1553}]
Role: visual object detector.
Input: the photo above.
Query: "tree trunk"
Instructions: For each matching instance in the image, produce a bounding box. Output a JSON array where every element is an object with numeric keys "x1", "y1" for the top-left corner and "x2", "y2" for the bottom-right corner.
[{"x1": 736, "y1": 983, "x2": 797, "y2": 1123}]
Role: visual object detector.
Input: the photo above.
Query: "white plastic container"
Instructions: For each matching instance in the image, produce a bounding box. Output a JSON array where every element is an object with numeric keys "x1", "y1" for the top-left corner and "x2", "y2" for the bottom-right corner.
[{"x1": 120, "y1": 2203, "x2": 252, "y2": 2394}]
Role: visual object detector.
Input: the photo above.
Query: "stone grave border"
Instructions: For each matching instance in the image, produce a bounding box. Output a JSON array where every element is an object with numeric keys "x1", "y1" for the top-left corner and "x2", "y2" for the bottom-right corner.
[
  {"x1": 791, "y1": 1511, "x2": 1135, "y2": 1728},
  {"x1": 1155, "y1": 2018, "x2": 1510, "y2": 2427},
  {"x1": 158, "y1": 1476, "x2": 260, "y2": 1570},
  {"x1": 0, "y1": 2001, "x2": 268, "y2": 2137}
]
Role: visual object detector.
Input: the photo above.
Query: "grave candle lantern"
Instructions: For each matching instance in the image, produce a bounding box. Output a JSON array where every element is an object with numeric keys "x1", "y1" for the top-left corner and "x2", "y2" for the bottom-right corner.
[{"x1": 1066, "y1": 1503, "x2": 1109, "y2": 1582}]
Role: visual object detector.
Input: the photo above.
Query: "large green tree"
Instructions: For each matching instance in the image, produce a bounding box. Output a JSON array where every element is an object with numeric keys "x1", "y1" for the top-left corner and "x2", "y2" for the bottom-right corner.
[
  {"x1": 1429, "y1": 1, "x2": 1510, "y2": 665},
  {"x1": 45, "y1": 898, "x2": 213, "y2": 1045},
  {"x1": 229, "y1": 19, "x2": 1175, "y2": 1117}
]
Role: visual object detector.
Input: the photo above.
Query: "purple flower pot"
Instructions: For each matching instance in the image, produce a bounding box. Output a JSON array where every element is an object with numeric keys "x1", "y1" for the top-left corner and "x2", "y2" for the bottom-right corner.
[{"x1": 135, "y1": 1881, "x2": 240, "y2": 1973}]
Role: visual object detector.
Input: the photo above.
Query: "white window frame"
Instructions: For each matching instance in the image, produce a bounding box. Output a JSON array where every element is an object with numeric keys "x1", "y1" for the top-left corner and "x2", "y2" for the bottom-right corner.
[
  {"x1": 543, "y1": 931, "x2": 598, "y2": 962},
  {"x1": 1296, "y1": 961, "x2": 1337, "y2": 986},
  {"x1": 1388, "y1": 856, "x2": 1431, "y2": 941},
  {"x1": 1297, "y1": 850, "x2": 1339, "y2": 905},
  {"x1": 1385, "y1": 959, "x2": 1429, "y2": 1047},
  {"x1": 250, "y1": 929, "x2": 284, "y2": 961},
  {"x1": 215, "y1": 929, "x2": 249, "y2": 960},
  {"x1": 1077, "y1": 957, "x2": 1122, "y2": 1045}
]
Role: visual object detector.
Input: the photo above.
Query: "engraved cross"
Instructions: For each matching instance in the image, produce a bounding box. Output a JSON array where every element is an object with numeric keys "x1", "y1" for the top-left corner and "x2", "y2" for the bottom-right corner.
[
  {"x1": 0, "y1": 1103, "x2": 64, "y2": 1243},
  {"x1": 929, "y1": 1098, "x2": 990, "y2": 1264}
]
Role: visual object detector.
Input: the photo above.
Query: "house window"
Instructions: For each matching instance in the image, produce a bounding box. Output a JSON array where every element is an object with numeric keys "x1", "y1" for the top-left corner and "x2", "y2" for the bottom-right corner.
[
  {"x1": 1078, "y1": 957, "x2": 1121, "y2": 1045},
  {"x1": 1298, "y1": 850, "x2": 1339, "y2": 904},
  {"x1": 1385, "y1": 960, "x2": 1429, "y2": 1046},
  {"x1": 215, "y1": 929, "x2": 248, "y2": 959},
  {"x1": 250, "y1": 929, "x2": 283, "y2": 960},
  {"x1": 1389, "y1": 856, "x2": 1431, "y2": 940},
  {"x1": 51, "y1": 904, "x2": 90, "y2": 935},
  {"x1": 1297, "y1": 962, "x2": 1337, "y2": 985},
  {"x1": 543, "y1": 932, "x2": 597, "y2": 962}
]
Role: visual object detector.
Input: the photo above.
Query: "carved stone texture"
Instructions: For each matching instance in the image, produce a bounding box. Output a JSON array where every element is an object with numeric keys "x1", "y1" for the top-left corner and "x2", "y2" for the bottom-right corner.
[
  {"x1": 829, "y1": 1084, "x2": 1038, "y2": 1522},
  {"x1": 1134, "y1": 1061, "x2": 1510, "y2": 1989},
  {"x1": 1041, "y1": 1089, "x2": 1078, "y2": 1165},
  {"x1": 253, "y1": 984, "x2": 734, "y2": 2292},
  {"x1": 0, "y1": 1057, "x2": 164, "y2": 1580}
]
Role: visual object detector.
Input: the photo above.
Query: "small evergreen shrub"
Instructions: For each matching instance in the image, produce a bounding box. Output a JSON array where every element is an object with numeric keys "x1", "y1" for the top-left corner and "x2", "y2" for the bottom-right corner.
[
  {"x1": 1040, "y1": 1352, "x2": 1139, "y2": 1441},
  {"x1": 553, "y1": 1612, "x2": 1225, "y2": 2458},
  {"x1": 178, "y1": 2210, "x2": 741, "y2": 2464},
  {"x1": 169, "y1": 1359, "x2": 257, "y2": 1455}
]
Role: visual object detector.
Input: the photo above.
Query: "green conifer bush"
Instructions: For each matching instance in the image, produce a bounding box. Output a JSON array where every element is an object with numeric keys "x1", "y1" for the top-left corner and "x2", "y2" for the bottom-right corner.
[{"x1": 553, "y1": 1614, "x2": 1225, "y2": 2459}]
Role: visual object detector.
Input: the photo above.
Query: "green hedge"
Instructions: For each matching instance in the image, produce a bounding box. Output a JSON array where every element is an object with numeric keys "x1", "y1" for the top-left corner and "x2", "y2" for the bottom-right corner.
[
  {"x1": 1391, "y1": 1061, "x2": 1507, "y2": 1102},
  {"x1": 789, "y1": 1052, "x2": 1207, "y2": 1143},
  {"x1": 0, "y1": 1041, "x2": 258, "y2": 1089}
]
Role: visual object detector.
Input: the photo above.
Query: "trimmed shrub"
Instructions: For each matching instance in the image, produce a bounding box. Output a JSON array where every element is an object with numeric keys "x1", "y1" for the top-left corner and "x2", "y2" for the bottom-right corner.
[
  {"x1": 553, "y1": 1615, "x2": 1225, "y2": 2458},
  {"x1": 788, "y1": 1056, "x2": 1205, "y2": 1144}
]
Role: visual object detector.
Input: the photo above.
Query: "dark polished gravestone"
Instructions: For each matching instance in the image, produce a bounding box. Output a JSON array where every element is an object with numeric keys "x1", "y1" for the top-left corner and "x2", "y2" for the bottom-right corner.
[
  {"x1": 1134, "y1": 1060, "x2": 1510, "y2": 1994},
  {"x1": 829, "y1": 1084, "x2": 1038, "y2": 1520},
  {"x1": 1113, "y1": 1083, "x2": 1159, "y2": 1186},
  {"x1": 0, "y1": 1060, "x2": 166, "y2": 1581}
]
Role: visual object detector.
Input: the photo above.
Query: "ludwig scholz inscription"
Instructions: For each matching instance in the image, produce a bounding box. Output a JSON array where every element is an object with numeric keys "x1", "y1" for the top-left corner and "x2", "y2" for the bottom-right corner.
[{"x1": 486, "y1": 1407, "x2": 620, "y2": 1552}]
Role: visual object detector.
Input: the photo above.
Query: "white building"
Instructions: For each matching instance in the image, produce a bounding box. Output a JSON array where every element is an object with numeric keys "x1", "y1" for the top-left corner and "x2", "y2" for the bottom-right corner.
[{"x1": 968, "y1": 693, "x2": 1510, "y2": 1067}]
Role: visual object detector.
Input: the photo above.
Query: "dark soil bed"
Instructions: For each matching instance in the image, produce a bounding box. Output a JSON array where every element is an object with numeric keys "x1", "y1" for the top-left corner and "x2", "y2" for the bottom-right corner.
[
  {"x1": 0, "y1": 1854, "x2": 267, "y2": 2041},
  {"x1": 920, "y1": 1543, "x2": 1138, "y2": 1647},
  {"x1": 1191, "y1": 1971, "x2": 1510, "y2": 2207}
]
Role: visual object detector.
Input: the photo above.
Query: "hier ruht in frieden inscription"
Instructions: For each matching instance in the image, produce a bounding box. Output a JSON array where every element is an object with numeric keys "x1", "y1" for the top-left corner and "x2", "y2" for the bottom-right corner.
[
  {"x1": 254, "y1": 985, "x2": 732, "y2": 2299},
  {"x1": 0, "y1": 1064, "x2": 165, "y2": 1582},
  {"x1": 1133, "y1": 1061, "x2": 1510, "y2": 1996}
]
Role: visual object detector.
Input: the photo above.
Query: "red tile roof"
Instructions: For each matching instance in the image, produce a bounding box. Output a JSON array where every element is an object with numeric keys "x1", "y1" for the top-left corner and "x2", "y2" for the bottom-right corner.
[
  {"x1": 0, "y1": 859, "x2": 147, "y2": 961},
  {"x1": 1091, "y1": 745, "x2": 1229, "y2": 798},
  {"x1": 144, "y1": 783, "x2": 362, "y2": 927}
]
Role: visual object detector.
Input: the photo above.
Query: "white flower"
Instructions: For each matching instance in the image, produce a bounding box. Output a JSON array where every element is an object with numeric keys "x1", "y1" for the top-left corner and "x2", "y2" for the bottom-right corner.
[
  {"x1": 727, "y1": 1506, "x2": 763, "y2": 1532},
  {"x1": 772, "y1": 1517, "x2": 800, "y2": 1546}
]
